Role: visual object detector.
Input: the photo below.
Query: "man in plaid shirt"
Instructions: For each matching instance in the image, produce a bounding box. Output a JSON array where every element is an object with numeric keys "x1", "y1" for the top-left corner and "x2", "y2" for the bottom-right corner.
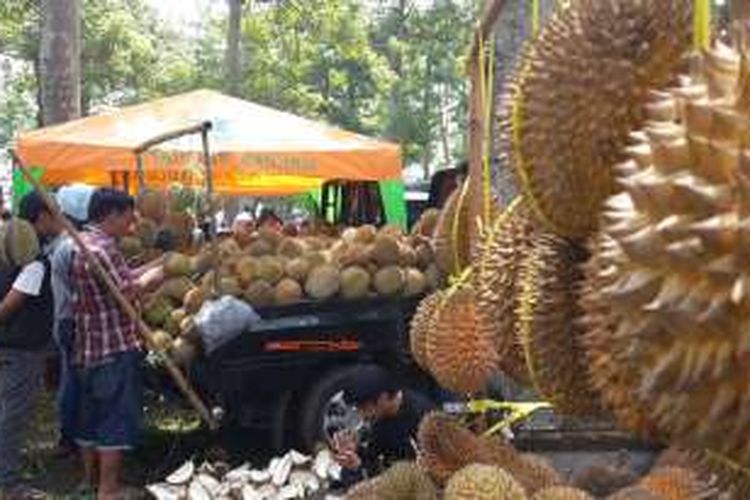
[{"x1": 71, "y1": 188, "x2": 164, "y2": 500}]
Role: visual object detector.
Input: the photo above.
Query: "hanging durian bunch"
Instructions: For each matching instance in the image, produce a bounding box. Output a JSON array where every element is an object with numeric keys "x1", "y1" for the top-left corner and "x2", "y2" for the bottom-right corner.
[
  {"x1": 433, "y1": 182, "x2": 472, "y2": 276},
  {"x1": 474, "y1": 197, "x2": 533, "y2": 383},
  {"x1": 580, "y1": 237, "x2": 659, "y2": 437},
  {"x1": 507, "y1": 0, "x2": 693, "y2": 238},
  {"x1": 423, "y1": 278, "x2": 498, "y2": 394},
  {"x1": 587, "y1": 37, "x2": 750, "y2": 468},
  {"x1": 408, "y1": 292, "x2": 440, "y2": 371},
  {"x1": 516, "y1": 231, "x2": 601, "y2": 416}
]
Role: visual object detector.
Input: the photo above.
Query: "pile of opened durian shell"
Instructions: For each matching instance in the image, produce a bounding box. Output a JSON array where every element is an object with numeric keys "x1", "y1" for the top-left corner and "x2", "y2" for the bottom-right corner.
[{"x1": 147, "y1": 448, "x2": 344, "y2": 500}]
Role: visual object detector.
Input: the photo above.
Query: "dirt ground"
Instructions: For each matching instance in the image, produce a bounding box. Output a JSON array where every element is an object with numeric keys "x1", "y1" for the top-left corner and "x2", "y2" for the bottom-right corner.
[{"x1": 22, "y1": 389, "x2": 219, "y2": 499}]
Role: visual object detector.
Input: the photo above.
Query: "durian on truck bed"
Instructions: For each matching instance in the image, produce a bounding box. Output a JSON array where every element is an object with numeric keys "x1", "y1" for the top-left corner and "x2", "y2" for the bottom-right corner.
[{"x1": 145, "y1": 294, "x2": 445, "y2": 453}]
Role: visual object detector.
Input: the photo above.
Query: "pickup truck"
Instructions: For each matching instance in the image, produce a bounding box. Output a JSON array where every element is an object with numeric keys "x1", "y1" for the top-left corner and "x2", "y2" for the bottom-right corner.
[{"x1": 151, "y1": 296, "x2": 444, "y2": 454}]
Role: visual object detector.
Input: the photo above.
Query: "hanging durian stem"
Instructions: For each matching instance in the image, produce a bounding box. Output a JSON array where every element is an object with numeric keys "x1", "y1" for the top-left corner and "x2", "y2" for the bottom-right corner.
[{"x1": 694, "y1": 0, "x2": 712, "y2": 51}]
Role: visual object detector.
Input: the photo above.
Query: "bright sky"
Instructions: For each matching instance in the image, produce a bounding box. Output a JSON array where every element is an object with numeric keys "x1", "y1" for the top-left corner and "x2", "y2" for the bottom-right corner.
[{"x1": 146, "y1": 0, "x2": 223, "y2": 29}]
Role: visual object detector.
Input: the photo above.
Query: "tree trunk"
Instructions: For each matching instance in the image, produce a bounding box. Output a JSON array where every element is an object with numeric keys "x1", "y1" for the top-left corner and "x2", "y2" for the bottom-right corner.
[
  {"x1": 439, "y1": 84, "x2": 453, "y2": 168},
  {"x1": 225, "y1": 0, "x2": 243, "y2": 96},
  {"x1": 39, "y1": 0, "x2": 81, "y2": 125},
  {"x1": 732, "y1": 0, "x2": 750, "y2": 22}
]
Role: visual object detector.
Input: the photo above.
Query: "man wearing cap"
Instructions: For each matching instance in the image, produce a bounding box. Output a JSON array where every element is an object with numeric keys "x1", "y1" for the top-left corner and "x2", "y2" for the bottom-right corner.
[
  {"x1": 0, "y1": 191, "x2": 62, "y2": 498},
  {"x1": 332, "y1": 365, "x2": 436, "y2": 484},
  {"x1": 232, "y1": 211, "x2": 255, "y2": 248},
  {"x1": 51, "y1": 184, "x2": 95, "y2": 457}
]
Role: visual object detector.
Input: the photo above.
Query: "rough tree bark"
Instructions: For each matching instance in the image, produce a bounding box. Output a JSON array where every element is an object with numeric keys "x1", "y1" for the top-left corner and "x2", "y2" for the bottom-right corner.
[
  {"x1": 225, "y1": 0, "x2": 243, "y2": 97},
  {"x1": 39, "y1": 0, "x2": 81, "y2": 125}
]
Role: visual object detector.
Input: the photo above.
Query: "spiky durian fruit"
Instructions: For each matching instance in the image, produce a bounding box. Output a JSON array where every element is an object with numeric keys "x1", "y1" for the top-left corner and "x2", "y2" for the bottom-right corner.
[
  {"x1": 580, "y1": 237, "x2": 659, "y2": 437},
  {"x1": 416, "y1": 412, "x2": 496, "y2": 484},
  {"x1": 532, "y1": 486, "x2": 593, "y2": 500},
  {"x1": 409, "y1": 293, "x2": 440, "y2": 371},
  {"x1": 0, "y1": 218, "x2": 40, "y2": 268},
  {"x1": 589, "y1": 41, "x2": 750, "y2": 466},
  {"x1": 474, "y1": 198, "x2": 533, "y2": 383},
  {"x1": 424, "y1": 282, "x2": 498, "y2": 394},
  {"x1": 516, "y1": 232, "x2": 601, "y2": 415},
  {"x1": 681, "y1": 449, "x2": 750, "y2": 498},
  {"x1": 417, "y1": 412, "x2": 561, "y2": 494},
  {"x1": 444, "y1": 464, "x2": 527, "y2": 500},
  {"x1": 638, "y1": 467, "x2": 717, "y2": 500},
  {"x1": 606, "y1": 486, "x2": 660, "y2": 500},
  {"x1": 433, "y1": 183, "x2": 471, "y2": 276},
  {"x1": 344, "y1": 462, "x2": 437, "y2": 500},
  {"x1": 508, "y1": 0, "x2": 692, "y2": 237}
]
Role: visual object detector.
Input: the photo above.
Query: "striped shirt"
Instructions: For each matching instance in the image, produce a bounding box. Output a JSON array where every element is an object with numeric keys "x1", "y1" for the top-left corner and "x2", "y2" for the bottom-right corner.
[{"x1": 71, "y1": 226, "x2": 142, "y2": 366}]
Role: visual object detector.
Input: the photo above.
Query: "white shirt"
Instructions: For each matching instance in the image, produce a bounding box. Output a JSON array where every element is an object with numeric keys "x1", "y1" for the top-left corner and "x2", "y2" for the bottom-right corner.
[{"x1": 12, "y1": 261, "x2": 45, "y2": 296}]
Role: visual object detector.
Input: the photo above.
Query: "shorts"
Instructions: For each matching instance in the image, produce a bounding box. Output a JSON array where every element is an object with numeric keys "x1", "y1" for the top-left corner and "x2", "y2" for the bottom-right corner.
[{"x1": 76, "y1": 350, "x2": 144, "y2": 450}]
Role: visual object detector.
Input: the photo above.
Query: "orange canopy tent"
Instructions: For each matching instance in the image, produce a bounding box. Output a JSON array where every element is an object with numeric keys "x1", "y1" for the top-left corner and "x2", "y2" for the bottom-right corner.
[{"x1": 14, "y1": 89, "x2": 401, "y2": 195}]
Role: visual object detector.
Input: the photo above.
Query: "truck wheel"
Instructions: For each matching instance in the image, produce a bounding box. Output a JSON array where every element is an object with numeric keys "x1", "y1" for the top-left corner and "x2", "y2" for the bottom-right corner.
[
  {"x1": 298, "y1": 365, "x2": 362, "y2": 451},
  {"x1": 270, "y1": 390, "x2": 293, "y2": 453}
]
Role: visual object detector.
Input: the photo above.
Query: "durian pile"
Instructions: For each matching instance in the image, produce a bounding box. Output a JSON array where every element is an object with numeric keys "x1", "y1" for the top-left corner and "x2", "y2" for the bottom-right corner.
[
  {"x1": 342, "y1": 412, "x2": 726, "y2": 499},
  {"x1": 122, "y1": 185, "x2": 212, "y2": 260},
  {"x1": 141, "y1": 208, "x2": 440, "y2": 365},
  {"x1": 146, "y1": 448, "x2": 344, "y2": 500}
]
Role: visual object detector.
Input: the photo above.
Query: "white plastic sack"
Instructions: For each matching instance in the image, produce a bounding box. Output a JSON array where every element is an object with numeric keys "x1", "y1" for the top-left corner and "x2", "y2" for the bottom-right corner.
[{"x1": 194, "y1": 295, "x2": 261, "y2": 355}]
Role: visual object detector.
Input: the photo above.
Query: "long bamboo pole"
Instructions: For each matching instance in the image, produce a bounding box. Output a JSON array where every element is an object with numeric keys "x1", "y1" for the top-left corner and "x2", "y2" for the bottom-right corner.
[{"x1": 9, "y1": 151, "x2": 218, "y2": 429}]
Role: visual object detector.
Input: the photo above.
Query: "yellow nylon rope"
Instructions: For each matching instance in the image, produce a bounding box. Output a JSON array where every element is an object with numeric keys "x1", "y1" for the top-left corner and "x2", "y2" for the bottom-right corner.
[
  {"x1": 532, "y1": 0, "x2": 540, "y2": 36},
  {"x1": 694, "y1": 0, "x2": 711, "y2": 51}
]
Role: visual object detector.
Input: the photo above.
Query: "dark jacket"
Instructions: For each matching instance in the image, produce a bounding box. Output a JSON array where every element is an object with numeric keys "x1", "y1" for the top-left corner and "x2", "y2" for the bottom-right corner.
[{"x1": 0, "y1": 257, "x2": 54, "y2": 351}]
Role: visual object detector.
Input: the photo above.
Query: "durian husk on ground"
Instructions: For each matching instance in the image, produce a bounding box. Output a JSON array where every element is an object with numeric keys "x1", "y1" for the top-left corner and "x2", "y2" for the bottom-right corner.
[
  {"x1": 424, "y1": 280, "x2": 498, "y2": 394},
  {"x1": 409, "y1": 293, "x2": 440, "y2": 371},
  {"x1": 433, "y1": 182, "x2": 471, "y2": 276},
  {"x1": 508, "y1": 0, "x2": 692, "y2": 238},
  {"x1": 516, "y1": 232, "x2": 601, "y2": 416},
  {"x1": 474, "y1": 197, "x2": 533, "y2": 383},
  {"x1": 590, "y1": 40, "x2": 750, "y2": 467},
  {"x1": 638, "y1": 466, "x2": 718, "y2": 500},
  {"x1": 344, "y1": 461, "x2": 437, "y2": 500},
  {"x1": 444, "y1": 464, "x2": 526, "y2": 500},
  {"x1": 532, "y1": 486, "x2": 593, "y2": 500},
  {"x1": 580, "y1": 235, "x2": 660, "y2": 438},
  {"x1": 416, "y1": 412, "x2": 563, "y2": 495}
]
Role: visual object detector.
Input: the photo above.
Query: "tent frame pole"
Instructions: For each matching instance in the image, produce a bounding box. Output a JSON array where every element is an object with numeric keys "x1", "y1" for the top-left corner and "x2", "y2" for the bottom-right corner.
[
  {"x1": 132, "y1": 121, "x2": 213, "y2": 194},
  {"x1": 8, "y1": 150, "x2": 218, "y2": 430}
]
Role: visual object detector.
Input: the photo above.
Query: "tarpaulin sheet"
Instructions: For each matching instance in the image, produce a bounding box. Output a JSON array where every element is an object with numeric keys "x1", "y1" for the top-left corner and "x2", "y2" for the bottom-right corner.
[{"x1": 15, "y1": 89, "x2": 402, "y2": 195}]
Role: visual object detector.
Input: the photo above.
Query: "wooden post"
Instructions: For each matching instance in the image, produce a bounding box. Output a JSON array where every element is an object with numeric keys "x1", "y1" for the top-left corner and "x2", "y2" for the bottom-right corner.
[
  {"x1": 10, "y1": 152, "x2": 218, "y2": 430},
  {"x1": 200, "y1": 125, "x2": 220, "y2": 295}
]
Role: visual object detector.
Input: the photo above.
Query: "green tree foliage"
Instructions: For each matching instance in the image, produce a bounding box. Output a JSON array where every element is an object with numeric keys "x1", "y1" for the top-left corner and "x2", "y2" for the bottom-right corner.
[{"x1": 1, "y1": 0, "x2": 478, "y2": 176}]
